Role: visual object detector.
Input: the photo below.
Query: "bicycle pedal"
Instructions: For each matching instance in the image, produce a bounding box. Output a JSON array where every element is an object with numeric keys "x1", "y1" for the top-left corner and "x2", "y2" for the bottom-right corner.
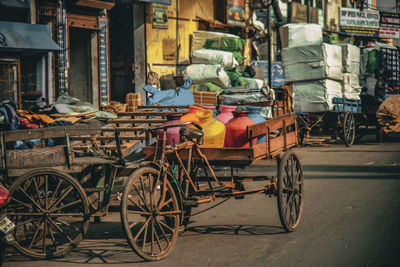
[{"x1": 184, "y1": 198, "x2": 199, "y2": 207}]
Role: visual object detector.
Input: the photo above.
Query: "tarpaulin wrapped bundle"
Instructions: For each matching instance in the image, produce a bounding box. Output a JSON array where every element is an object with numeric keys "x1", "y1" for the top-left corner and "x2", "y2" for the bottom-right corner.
[
  {"x1": 293, "y1": 79, "x2": 342, "y2": 112},
  {"x1": 192, "y1": 49, "x2": 238, "y2": 70},
  {"x1": 184, "y1": 64, "x2": 230, "y2": 88},
  {"x1": 143, "y1": 78, "x2": 195, "y2": 106},
  {"x1": 204, "y1": 37, "x2": 245, "y2": 52},
  {"x1": 342, "y1": 73, "x2": 361, "y2": 100},
  {"x1": 191, "y1": 82, "x2": 223, "y2": 92},
  {"x1": 279, "y1": 23, "x2": 323, "y2": 48},
  {"x1": 243, "y1": 78, "x2": 264, "y2": 89},
  {"x1": 376, "y1": 95, "x2": 400, "y2": 133},
  {"x1": 340, "y1": 44, "x2": 361, "y2": 75},
  {"x1": 282, "y1": 43, "x2": 343, "y2": 82},
  {"x1": 192, "y1": 30, "x2": 240, "y2": 51}
]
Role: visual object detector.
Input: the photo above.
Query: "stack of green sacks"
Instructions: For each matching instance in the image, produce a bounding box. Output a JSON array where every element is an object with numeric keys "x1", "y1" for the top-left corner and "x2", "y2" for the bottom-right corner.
[{"x1": 204, "y1": 37, "x2": 245, "y2": 65}]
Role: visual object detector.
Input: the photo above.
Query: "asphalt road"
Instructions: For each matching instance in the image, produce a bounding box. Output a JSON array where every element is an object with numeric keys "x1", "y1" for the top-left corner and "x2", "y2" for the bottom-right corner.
[{"x1": 4, "y1": 134, "x2": 400, "y2": 267}]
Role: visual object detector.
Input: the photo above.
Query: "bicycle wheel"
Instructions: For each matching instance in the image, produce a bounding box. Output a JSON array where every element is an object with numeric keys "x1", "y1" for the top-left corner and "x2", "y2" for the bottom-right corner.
[
  {"x1": 277, "y1": 151, "x2": 304, "y2": 232},
  {"x1": 342, "y1": 112, "x2": 355, "y2": 147},
  {"x1": 120, "y1": 167, "x2": 180, "y2": 261},
  {"x1": 7, "y1": 168, "x2": 89, "y2": 259}
]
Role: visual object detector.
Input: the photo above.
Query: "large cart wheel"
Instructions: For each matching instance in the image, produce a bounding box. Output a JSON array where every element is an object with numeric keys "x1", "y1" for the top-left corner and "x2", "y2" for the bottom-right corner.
[
  {"x1": 341, "y1": 112, "x2": 356, "y2": 146},
  {"x1": 6, "y1": 168, "x2": 90, "y2": 259},
  {"x1": 120, "y1": 167, "x2": 180, "y2": 261},
  {"x1": 277, "y1": 151, "x2": 304, "y2": 232}
]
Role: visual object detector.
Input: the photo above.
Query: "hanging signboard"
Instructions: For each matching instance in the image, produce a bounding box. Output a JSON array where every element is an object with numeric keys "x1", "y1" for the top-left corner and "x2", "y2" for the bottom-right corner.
[
  {"x1": 152, "y1": 6, "x2": 168, "y2": 29},
  {"x1": 340, "y1": 7, "x2": 380, "y2": 37},
  {"x1": 379, "y1": 11, "x2": 400, "y2": 39},
  {"x1": 227, "y1": 0, "x2": 246, "y2": 27}
]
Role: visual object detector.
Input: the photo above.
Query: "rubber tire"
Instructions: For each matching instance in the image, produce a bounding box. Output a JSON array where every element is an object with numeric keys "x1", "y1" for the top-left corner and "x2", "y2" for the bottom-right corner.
[
  {"x1": 342, "y1": 112, "x2": 355, "y2": 147},
  {"x1": 120, "y1": 167, "x2": 179, "y2": 261},
  {"x1": 277, "y1": 151, "x2": 304, "y2": 232},
  {"x1": 8, "y1": 168, "x2": 90, "y2": 259}
]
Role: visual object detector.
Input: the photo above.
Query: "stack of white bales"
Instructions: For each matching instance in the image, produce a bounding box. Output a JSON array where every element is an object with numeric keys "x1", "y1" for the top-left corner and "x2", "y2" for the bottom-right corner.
[
  {"x1": 183, "y1": 31, "x2": 239, "y2": 89},
  {"x1": 340, "y1": 44, "x2": 361, "y2": 100},
  {"x1": 281, "y1": 24, "x2": 343, "y2": 112}
]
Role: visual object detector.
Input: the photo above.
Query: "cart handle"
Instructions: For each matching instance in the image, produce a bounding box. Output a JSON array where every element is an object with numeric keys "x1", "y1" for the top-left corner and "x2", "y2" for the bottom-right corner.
[{"x1": 147, "y1": 121, "x2": 202, "y2": 132}]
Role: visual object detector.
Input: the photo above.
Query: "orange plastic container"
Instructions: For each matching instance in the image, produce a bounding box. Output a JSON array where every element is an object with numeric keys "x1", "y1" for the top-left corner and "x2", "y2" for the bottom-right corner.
[{"x1": 181, "y1": 106, "x2": 203, "y2": 126}]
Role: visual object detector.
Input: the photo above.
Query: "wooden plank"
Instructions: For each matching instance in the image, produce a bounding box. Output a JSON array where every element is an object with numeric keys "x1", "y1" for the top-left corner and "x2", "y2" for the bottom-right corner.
[
  {"x1": 101, "y1": 127, "x2": 152, "y2": 132},
  {"x1": 2, "y1": 125, "x2": 101, "y2": 142},
  {"x1": 137, "y1": 105, "x2": 189, "y2": 109},
  {"x1": 118, "y1": 110, "x2": 188, "y2": 116},
  {"x1": 67, "y1": 14, "x2": 99, "y2": 30},
  {"x1": 70, "y1": 135, "x2": 145, "y2": 141},
  {"x1": 247, "y1": 114, "x2": 297, "y2": 138},
  {"x1": 76, "y1": 0, "x2": 115, "y2": 10},
  {"x1": 107, "y1": 119, "x2": 166, "y2": 124}
]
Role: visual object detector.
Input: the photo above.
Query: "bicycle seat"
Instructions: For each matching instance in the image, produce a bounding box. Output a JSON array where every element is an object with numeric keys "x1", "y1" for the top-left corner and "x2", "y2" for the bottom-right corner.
[{"x1": 180, "y1": 127, "x2": 204, "y2": 145}]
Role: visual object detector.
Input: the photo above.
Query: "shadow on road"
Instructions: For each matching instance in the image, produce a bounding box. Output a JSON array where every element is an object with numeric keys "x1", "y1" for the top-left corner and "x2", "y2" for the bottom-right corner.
[{"x1": 184, "y1": 224, "x2": 285, "y2": 236}]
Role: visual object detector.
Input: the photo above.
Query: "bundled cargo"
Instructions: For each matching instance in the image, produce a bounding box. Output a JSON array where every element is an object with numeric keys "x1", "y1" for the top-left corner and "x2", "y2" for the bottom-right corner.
[
  {"x1": 192, "y1": 49, "x2": 238, "y2": 70},
  {"x1": 192, "y1": 30, "x2": 240, "y2": 51},
  {"x1": 204, "y1": 37, "x2": 245, "y2": 52},
  {"x1": 343, "y1": 73, "x2": 361, "y2": 100},
  {"x1": 282, "y1": 43, "x2": 343, "y2": 82},
  {"x1": 279, "y1": 23, "x2": 323, "y2": 48},
  {"x1": 184, "y1": 64, "x2": 230, "y2": 88},
  {"x1": 293, "y1": 79, "x2": 342, "y2": 112},
  {"x1": 340, "y1": 44, "x2": 360, "y2": 75}
]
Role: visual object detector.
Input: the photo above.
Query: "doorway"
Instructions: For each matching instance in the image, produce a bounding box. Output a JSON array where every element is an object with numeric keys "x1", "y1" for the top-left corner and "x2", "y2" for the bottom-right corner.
[
  {"x1": 109, "y1": 2, "x2": 134, "y2": 102},
  {"x1": 69, "y1": 27, "x2": 99, "y2": 104}
]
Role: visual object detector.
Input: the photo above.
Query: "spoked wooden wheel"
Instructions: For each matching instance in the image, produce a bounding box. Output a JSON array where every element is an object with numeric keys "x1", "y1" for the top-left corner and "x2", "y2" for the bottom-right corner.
[
  {"x1": 121, "y1": 167, "x2": 180, "y2": 261},
  {"x1": 277, "y1": 151, "x2": 304, "y2": 232},
  {"x1": 342, "y1": 112, "x2": 356, "y2": 147},
  {"x1": 7, "y1": 169, "x2": 90, "y2": 259}
]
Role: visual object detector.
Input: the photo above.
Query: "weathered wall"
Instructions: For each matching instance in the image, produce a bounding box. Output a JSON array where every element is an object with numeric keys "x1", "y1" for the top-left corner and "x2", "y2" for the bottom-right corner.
[{"x1": 146, "y1": 0, "x2": 214, "y2": 76}]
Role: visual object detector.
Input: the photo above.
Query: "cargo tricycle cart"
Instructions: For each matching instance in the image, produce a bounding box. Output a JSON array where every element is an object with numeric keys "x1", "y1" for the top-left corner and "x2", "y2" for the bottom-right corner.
[
  {"x1": 124, "y1": 111, "x2": 303, "y2": 260},
  {"x1": 1, "y1": 107, "x2": 303, "y2": 261}
]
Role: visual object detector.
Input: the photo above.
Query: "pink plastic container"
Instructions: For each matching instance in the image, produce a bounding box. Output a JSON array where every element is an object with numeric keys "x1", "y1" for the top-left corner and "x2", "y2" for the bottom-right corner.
[
  {"x1": 155, "y1": 113, "x2": 183, "y2": 145},
  {"x1": 216, "y1": 105, "x2": 236, "y2": 124}
]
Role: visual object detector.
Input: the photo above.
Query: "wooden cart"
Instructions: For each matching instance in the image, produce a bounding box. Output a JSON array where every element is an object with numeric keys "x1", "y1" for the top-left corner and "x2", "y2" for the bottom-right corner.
[
  {"x1": 121, "y1": 112, "x2": 303, "y2": 261},
  {"x1": 2, "y1": 103, "x2": 303, "y2": 261},
  {"x1": 1, "y1": 107, "x2": 185, "y2": 259}
]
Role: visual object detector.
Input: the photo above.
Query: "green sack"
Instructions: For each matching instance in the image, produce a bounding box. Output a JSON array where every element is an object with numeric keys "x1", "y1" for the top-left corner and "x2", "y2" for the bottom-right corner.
[
  {"x1": 226, "y1": 69, "x2": 248, "y2": 87},
  {"x1": 232, "y1": 51, "x2": 245, "y2": 64},
  {"x1": 204, "y1": 37, "x2": 245, "y2": 52},
  {"x1": 191, "y1": 82, "x2": 223, "y2": 92},
  {"x1": 366, "y1": 50, "x2": 380, "y2": 74}
]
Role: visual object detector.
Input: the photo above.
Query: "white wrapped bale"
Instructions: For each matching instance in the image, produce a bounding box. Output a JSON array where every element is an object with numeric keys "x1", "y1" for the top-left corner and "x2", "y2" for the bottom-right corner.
[
  {"x1": 365, "y1": 76, "x2": 377, "y2": 95},
  {"x1": 243, "y1": 78, "x2": 264, "y2": 89},
  {"x1": 192, "y1": 49, "x2": 238, "y2": 70},
  {"x1": 184, "y1": 64, "x2": 230, "y2": 88},
  {"x1": 282, "y1": 43, "x2": 343, "y2": 82},
  {"x1": 279, "y1": 23, "x2": 323, "y2": 48},
  {"x1": 343, "y1": 73, "x2": 361, "y2": 100},
  {"x1": 293, "y1": 79, "x2": 342, "y2": 112},
  {"x1": 340, "y1": 44, "x2": 360, "y2": 75}
]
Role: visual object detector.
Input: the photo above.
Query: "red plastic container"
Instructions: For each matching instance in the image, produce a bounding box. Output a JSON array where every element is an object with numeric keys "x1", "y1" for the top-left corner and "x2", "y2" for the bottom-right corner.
[
  {"x1": 216, "y1": 105, "x2": 236, "y2": 124},
  {"x1": 155, "y1": 113, "x2": 183, "y2": 145},
  {"x1": 224, "y1": 110, "x2": 255, "y2": 148}
]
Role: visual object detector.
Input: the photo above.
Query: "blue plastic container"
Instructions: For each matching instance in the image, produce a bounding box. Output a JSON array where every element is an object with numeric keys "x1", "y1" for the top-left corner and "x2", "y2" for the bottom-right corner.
[{"x1": 246, "y1": 106, "x2": 266, "y2": 144}]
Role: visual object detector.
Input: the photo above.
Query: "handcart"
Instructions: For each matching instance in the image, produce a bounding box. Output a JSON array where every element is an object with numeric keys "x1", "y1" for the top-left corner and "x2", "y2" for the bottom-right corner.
[
  {"x1": 0, "y1": 107, "x2": 184, "y2": 259},
  {"x1": 298, "y1": 97, "x2": 365, "y2": 147},
  {"x1": 121, "y1": 112, "x2": 303, "y2": 260},
  {"x1": 2, "y1": 103, "x2": 303, "y2": 261}
]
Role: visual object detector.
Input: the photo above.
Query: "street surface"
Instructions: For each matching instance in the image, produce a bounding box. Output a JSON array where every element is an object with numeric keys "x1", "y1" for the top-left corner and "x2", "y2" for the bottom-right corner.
[{"x1": 4, "y1": 134, "x2": 400, "y2": 267}]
